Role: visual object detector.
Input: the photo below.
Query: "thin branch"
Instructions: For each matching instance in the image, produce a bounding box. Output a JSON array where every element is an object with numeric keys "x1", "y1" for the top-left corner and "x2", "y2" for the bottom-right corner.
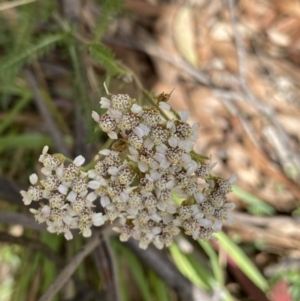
[
  {"x1": 228, "y1": 0, "x2": 300, "y2": 171},
  {"x1": 0, "y1": 211, "x2": 46, "y2": 232},
  {"x1": 38, "y1": 232, "x2": 101, "y2": 301},
  {"x1": 0, "y1": 0, "x2": 36, "y2": 11},
  {"x1": 24, "y1": 70, "x2": 71, "y2": 156}
]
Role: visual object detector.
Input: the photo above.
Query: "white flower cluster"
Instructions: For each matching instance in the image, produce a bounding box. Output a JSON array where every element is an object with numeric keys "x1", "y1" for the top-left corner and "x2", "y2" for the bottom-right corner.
[
  {"x1": 21, "y1": 88, "x2": 236, "y2": 249},
  {"x1": 20, "y1": 146, "x2": 107, "y2": 240}
]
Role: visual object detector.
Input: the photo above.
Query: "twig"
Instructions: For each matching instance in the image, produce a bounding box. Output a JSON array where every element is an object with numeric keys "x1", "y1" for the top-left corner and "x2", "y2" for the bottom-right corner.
[
  {"x1": 93, "y1": 239, "x2": 120, "y2": 301},
  {"x1": 38, "y1": 232, "x2": 101, "y2": 301},
  {"x1": 24, "y1": 70, "x2": 70, "y2": 156},
  {"x1": 0, "y1": 0, "x2": 36, "y2": 11},
  {"x1": 230, "y1": 212, "x2": 300, "y2": 229},
  {"x1": 0, "y1": 211, "x2": 46, "y2": 232},
  {"x1": 228, "y1": 0, "x2": 300, "y2": 171},
  {"x1": 0, "y1": 177, "x2": 24, "y2": 205},
  {"x1": 126, "y1": 239, "x2": 213, "y2": 301}
]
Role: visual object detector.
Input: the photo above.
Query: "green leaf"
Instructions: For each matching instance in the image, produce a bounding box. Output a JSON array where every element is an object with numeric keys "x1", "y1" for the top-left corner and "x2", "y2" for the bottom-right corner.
[
  {"x1": 0, "y1": 34, "x2": 64, "y2": 74},
  {"x1": 169, "y1": 243, "x2": 211, "y2": 290},
  {"x1": 232, "y1": 185, "x2": 276, "y2": 216},
  {"x1": 112, "y1": 240, "x2": 152, "y2": 301},
  {"x1": 149, "y1": 270, "x2": 170, "y2": 301},
  {"x1": 0, "y1": 133, "x2": 72, "y2": 151},
  {"x1": 215, "y1": 232, "x2": 270, "y2": 292},
  {"x1": 198, "y1": 241, "x2": 224, "y2": 285},
  {"x1": 93, "y1": 0, "x2": 123, "y2": 41},
  {"x1": 0, "y1": 95, "x2": 31, "y2": 134},
  {"x1": 89, "y1": 43, "x2": 125, "y2": 76}
]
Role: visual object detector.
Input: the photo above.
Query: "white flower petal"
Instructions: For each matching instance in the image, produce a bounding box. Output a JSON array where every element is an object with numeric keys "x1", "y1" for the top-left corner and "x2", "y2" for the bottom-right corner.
[
  {"x1": 181, "y1": 110, "x2": 189, "y2": 122},
  {"x1": 108, "y1": 166, "x2": 119, "y2": 175},
  {"x1": 143, "y1": 137, "x2": 154, "y2": 150},
  {"x1": 159, "y1": 101, "x2": 170, "y2": 111},
  {"x1": 138, "y1": 161, "x2": 148, "y2": 172},
  {"x1": 41, "y1": 205, "x2": 51, "y2": 217},
  {"x1": 168, "y1": 136, "x2": 178, "y2": 148},
  {"x1": 131, "y1": 104, "x2": 143, "y2": 114},
  {"x1": 153, "y1": 237, "x2": 164, "y2": 249},
  {"x1": 187, "y1": 161, "x2": 198, "y2": 175},
  {"x1": 229, "y1": 173, "x2": 237, "y2": 185},
  {"x1": 58, "y1": 184, "x2": 68, "y2": 195},
  {"x1": 224, "y1": 202, "x2": 235, "y2": 210},
  {"x1": 56, "y1": 164, "x2": 64, "y2": 179},
  {"x1": 88, "y1": 169, "x2": 97, "y2": 178},
  {"x1": 209, "y1": 162, "x2": 217, "y2": 170},
  {"x1": 88, "y1": 180, "x2": 101, "y2": 189},
  {"x1": 41, "y1": 167, "x2": 51, "y2": 176},
  {"x1": 42, "y1": 145, "x2": 49, "y2": 155},
  {"x1": 73, "y1": 155, "x2": 85, "y2": 166},
  {"x1": 108, "y1": 131, "x2": 118, "y2": 139},
  {"x1": 160, "y1": 159, "x2": 171, "y2": 169},
  {"x1": 198, "y1": 218, "x2": 212, "y2": 228},
  {"x1": 64, "y1": 230, "x2": 73, "y2": 240},
  {"x1": 63, "y1": 215, "x2": 73, "y2": 225},
  {"x1": 139, "y1": 241, "x2": 149, "y2": 250},
  {"x1": 109, "y1": 109, "x2": 122, "y2": 121},
  {"x1": 182, "y1": 153, "x2": 191, "y2": 164},
  {"x1": 100, "y1": 97, "x2": 111, "y2": 108},
  {"x1": 194, "y1": 191, "x2": 204, "y2": 203},
  {"x1": 91, "y1": 111, "x2": 100, "y2": 122},
  {"x1": 92, "y1": 213, "x2": 107, "y2": 226},
  {"x1": 101, "y1": 196, "x2": 111, "y2": 207},
  {"x1": 67, "y1": 190, "x2": 77, "y2": 202},
  {"x1": 192, "y1": 122, "x2": 200, "y2": 131},
  {"x1": 83, "y1": 228, "x2": 92, "y2": 237},
  {"x1": 29, "y1": 174, "x2": 38, "y2": 185},
  {"x1": 87, "y1": 192, "x2": 97, "y2": 202},
  {"x1": 99, "y1": 149, "x2": 110, "y2": 155},
  {"x1": 156, "y1": 143, "x2": 168, "y2": 154},
  {"x1": 213, "y1": 220, "x2": 222, "y2": 232}
]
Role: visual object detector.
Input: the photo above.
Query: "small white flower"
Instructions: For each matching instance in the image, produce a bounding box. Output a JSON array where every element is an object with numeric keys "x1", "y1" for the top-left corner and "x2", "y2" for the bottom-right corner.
[
  {"x1": 58, "y1": 184, "x2": 68, "y2": 195},
  {"x1": 73, "y1": 155, "x2": 85, "y2": 167},
  {"x1": 92, "y1": 213, "x2": 107, "y2": 226},
  {"x1": 86, "y1": 192, "x2": 97, "y2": 203},
  {"x1": 107, "y1": 130, "x2": 118, "y2": 140},
  {"x1": 88, "y1": 180, "x2": 101, "y2": 189},
  {"x1": 39, "y1": 145, "x2": 49, "y2": 163},
  {"x1": 198, "y1": 218, "x2": 212, "y2": 228},
  {"x1": 229, "y1": 173, "x2": 237, "y2": 185},
  {"x1": 67, "y1": 190, "x2": 77, "y2": 202},
  {"x1": 101, "y1": 195, "x2": 111, "y2": 207},
  {"x1": 100, "y1": 97, "x2": 111, "y2": 108},
  {"x1": 224, "y1": 202, "x2": 235, "y2": 210},
  {"x1": 186, "y1": 160, "x2": 198, "y2": 175},
  {"x1": 131, "y1": 104, "x2": 143, "y2": 114},
  {"x1": 143, "y1": 137, "x2": 155, "y2": 150},
  {"x1": 29, "y1": 174, "x2": 38, "y2": 185},
  {"x1": 133, "y1": 123, "x2": 150, "y2": 138},
  {"x1": 159, "y1": 101, "x2": 170, "y2": 111},
  {"x1": 180, "y1": 110, "x2": 189, "y2": 122},
  {"x1": 91, "y1": 111, "x2": 100, "y2": 122},
  {"x1": 99, "y1": 149, "x2": 110, "y2": 156},
  {"x1": 83, "y1": 228, "x2": 92, "y2": 237},
  {"x1": 64, "y1": 230, "x2": 73, "y2": 240},
  {"x1": 212, "y1": 220, "x2": 222, "y2": 232}
]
